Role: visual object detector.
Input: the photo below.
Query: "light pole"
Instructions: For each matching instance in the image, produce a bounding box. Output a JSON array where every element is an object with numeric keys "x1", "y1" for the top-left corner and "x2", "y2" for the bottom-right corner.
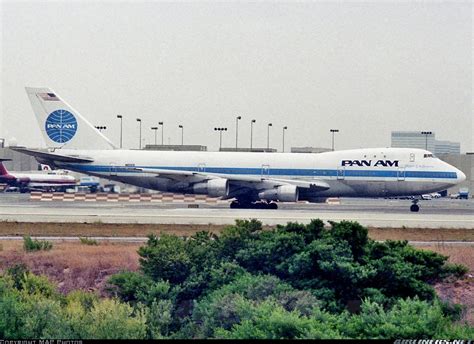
[
  {"x1": 116, "y1": 115, "x2": 123, "y2": 148},
  {"x1": 282, "y1": 126, "x2": 287, "y2": 152},
  {"x1": 330, "y1": 129, "x2": 339, "y2": 151},
  {"x1": 95, "y1": 125, "x2": 107, "y2": 132},
  {"x1": 267, "y1": 123, "x2": 273, "y2": 149},
  {"x1": 250, "y1": 119, "x2": 256, "y2": 150},
  {"x1": 151, "y1": 127, "x2": 158, "y2": 145},
  {"x1": 214, "y1": 127, "x2": 227, "y2": 150},
  {"x1": 235, "y1": 115, "x2": 241, "y2": 150},
  {"x1": 136, "y1": 118, "x2": 142, "y2": 149},
  {"x1": 421, "y1": 131, "x2": 432, "y2": 150},
  {"x1": 158, "y1": 122, "x2": 164, "y2": 145},
  {"x1": 178, "y1": 125, "x2": 184, "y2": 145}
]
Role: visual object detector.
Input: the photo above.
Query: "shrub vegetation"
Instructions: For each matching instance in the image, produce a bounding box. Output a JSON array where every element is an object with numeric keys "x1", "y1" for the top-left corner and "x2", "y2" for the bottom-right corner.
[
  {"x1": 1, "y1": 220, "x2": 472, "y2": 339},
  {"x1": 79, "y1": 237, "x2": 99, "y2": 246},
  {"x1": 23, "y1": 236, "x2": 53, "y2": 252}
]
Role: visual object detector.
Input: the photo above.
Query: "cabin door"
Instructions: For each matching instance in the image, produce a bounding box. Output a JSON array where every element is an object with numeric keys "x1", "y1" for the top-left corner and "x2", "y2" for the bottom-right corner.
[
  {"x1": 337, "y1": 167, "x2": 345, "y2": 180},
  {"x1": 397, "y1": 167, "x2": 405, "y2": 181},
  {"x1": 109, "y1": 163, "x2": 118, "y2": 176},
  {"x1": 261, "y1": 164, "x2": 270, "y2": 177}
]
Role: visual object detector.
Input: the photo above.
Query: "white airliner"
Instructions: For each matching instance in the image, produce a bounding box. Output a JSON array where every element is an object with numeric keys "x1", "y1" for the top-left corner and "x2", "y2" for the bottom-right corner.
[
  {"x1": 11, "y1": 87, "x2": 466, "y2": 211},
  {"x1": 0, "y1": 159, "x2": 77, "y2": 192}
]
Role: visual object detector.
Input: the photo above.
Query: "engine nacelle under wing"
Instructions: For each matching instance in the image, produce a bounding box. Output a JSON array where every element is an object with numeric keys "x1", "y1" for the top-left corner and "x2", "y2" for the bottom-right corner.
[
  {"x1": 193, "y1": 178, "x2": 229, "y2": 197},
  {"x1": 258, "y1": 185, "x2": 299, "y2": 202}
]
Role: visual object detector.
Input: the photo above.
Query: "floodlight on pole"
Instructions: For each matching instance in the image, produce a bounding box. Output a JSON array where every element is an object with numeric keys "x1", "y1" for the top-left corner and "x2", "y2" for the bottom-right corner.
[
  {"x1": 235, "y1": 116, "x2": 242, "y2": 149},
  {"x1": 267, "y1": 123, "x2": 273, "y2": 149},
  {"x1": 158, "y1": 122, "x2": 164, "y2": 145},
  {"x1": 330, "y1": 129, "x2": 339, "y2": 151},
  {"x1": 214, "y1": 127, "x2": 227, "y2": 150},
  {"x1": 116, "y1": 115, "x2": 123, "y2": 148},
  {"x1": 151, "y1": 127, "x2": 158, "y2": 145},
  {"x1": 178, "y1": 125, "x2": 184, "y2": 145},
  {"x1": 250, "y1": 119, "x2": 256, "y2": 150},
  {"x1": 421, "y1": 131, "x2": 433, "y2": 150},
  {"x1": 136, "y1": 118, "x2": 142, "y2": 149},
  {"x1": 282, "y1": 126, "x2": 288, "y2": 152}
]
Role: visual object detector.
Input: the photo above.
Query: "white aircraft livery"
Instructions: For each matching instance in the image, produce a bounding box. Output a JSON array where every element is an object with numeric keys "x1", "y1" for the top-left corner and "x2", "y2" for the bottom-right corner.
[
  {"x1": 12, "y1": 87, "x2": 466, "y2": 211},
  {"x1": 0, "y1": 159, "x2": 77, "y2": 192}
]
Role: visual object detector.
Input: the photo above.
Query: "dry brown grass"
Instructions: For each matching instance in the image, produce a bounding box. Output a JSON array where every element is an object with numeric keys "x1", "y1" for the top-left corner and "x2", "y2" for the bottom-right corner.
[
  {"x1": 417, "y1": 245, "x2": 474, "y2": 272},
  {"x1": 0, "y1": 240, "x2": 140, "y2": 295},
  {"x1": 415, "y1": 244, "x2": 474, "y2": 325},
  {"x1": 368, "y1": 227, "x2": 474, "y2": 242},
  {"x1": 1, "y1": 222, "x2": 473, "y2": 241},
  {"x1": 0, "y1": 221, "x2": 228, "y2": 237}
]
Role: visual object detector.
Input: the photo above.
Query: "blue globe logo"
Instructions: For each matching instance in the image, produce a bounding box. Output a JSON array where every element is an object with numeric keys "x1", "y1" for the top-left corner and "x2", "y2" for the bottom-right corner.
[{"x1": 45, "y1": 110, "x2": 78, "y2": 143}]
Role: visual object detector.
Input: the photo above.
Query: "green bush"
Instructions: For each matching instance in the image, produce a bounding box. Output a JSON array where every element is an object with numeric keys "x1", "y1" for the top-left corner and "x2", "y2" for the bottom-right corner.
[
  {"x1": 6, "y1": 263, "x2": 30, "y2": 289},
  {"x1": 107, "y1": 271, "x2": 173, "y2": 305},
  {"x1": 81, "y1": 299, "x2": 147, "y2": 339},
  {"x1": 214, "y1": 299, "x2": 342, "y2": 339},
  {"x1": 339, "y1": 298, "x2": 450, "y2": 339},
  {"x1": 138, "y1": 234, "x2": 191, "y2": 284},
  {"x1": 23, "y1": 236, "x2": 53, "y2": 252},
  {"x1": 1, "y1": 219, "x2": 472, "y2": 340},
  {"x1": 79, "y1": 237, "x2": 99, "y2": 246}
]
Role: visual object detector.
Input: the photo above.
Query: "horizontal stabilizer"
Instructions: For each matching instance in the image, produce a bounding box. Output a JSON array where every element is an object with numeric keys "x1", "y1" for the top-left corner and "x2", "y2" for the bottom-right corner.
[{"x1": 10, "y1": 147, "x2": 94, "y2": 163}]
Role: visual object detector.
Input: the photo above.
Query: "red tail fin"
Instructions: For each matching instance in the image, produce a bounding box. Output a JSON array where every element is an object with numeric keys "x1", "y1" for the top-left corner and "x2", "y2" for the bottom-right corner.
[{"x1": 0, "y1": 159, "x2": 12, "y2": 176}]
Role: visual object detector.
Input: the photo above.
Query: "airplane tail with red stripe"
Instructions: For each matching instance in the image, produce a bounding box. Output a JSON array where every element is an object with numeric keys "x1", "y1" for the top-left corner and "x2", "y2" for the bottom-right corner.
[{"x1": 0, "y1": 159, "x2": 13, "y2": 178}]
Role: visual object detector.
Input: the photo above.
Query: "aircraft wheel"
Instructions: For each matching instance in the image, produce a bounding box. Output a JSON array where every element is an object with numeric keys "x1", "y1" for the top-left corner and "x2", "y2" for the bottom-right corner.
[
  {"x1": 230, "y1": 201, "x2": 241, "y2": 209},
  {"x1": 269, "y1": 202, "x2": 278, "y2": 210},
  {"x1": 410, "y1": 204, "x2": 419, "y2": 212}
]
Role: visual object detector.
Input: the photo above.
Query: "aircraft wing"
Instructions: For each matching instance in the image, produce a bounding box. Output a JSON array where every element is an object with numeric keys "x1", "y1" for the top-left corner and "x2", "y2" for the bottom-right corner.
[
  {"x1": 9, "y1": 147, "x2": 94, "y2": 163},
  {"x1": 132, "y1": 167, "x2": 330, "y2": 191}
]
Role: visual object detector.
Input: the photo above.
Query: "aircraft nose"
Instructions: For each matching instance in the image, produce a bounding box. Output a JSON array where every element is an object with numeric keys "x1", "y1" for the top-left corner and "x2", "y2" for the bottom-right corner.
[{"x1": 457, "y1": 169, "x2": 466, "y2": 183}]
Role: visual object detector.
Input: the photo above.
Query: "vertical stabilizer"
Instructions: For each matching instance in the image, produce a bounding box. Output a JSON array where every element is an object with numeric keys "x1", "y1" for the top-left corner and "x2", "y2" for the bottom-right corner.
[
  {"x1": 25, "y1": 87, "x2": 116, "y2": 149},
  {"x1": 0, "y1": 159, "x2": 12, "y2": 177}
]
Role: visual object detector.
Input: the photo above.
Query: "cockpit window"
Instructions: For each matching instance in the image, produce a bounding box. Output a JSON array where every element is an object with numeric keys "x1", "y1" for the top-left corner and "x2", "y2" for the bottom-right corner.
[{"x1": 424, "y1": 153, "x2": 434, "y2": 158}]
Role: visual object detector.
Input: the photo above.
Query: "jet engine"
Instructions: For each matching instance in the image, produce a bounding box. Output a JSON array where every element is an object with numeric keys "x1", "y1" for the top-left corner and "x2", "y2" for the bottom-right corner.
[
  {"x1": 193, "y1": 178, "x2": 229, "y2": 197},
  {"x1": 258, "y1": 185, "x2": 299, "y2": 202}
]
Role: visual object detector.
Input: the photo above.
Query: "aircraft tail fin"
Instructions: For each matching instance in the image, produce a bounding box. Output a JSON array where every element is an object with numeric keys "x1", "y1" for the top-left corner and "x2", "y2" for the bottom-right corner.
[
  {"x1": 0, "y1": 159, "x2": 12, "y2": 176},
  {"x1": 25, "y1": 87, "x2": 117, "y2": 150}
]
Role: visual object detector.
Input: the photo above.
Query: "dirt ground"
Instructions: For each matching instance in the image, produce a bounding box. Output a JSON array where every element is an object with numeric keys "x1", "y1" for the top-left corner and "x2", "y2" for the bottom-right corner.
[
  {"x1": 0, "y1": 240, "x2": 141, "y2": 296},
  {"x1": 0, "y1": 221, "x2": 473, "y2": 241}
]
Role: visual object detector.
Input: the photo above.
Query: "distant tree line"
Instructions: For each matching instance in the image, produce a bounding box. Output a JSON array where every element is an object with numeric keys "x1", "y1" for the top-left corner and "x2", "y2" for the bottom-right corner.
[{"x1": 1, "y1": 219, "x2": 473, "y2": 339}]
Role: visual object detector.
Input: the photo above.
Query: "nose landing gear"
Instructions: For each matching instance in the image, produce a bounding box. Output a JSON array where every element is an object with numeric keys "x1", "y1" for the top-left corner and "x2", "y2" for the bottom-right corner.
[{"x1": 410, "y1": 199, "x2": 420, "y2": 212}]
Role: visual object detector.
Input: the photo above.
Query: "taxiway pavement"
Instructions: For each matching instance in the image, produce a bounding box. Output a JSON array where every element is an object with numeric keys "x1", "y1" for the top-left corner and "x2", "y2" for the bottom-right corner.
[{"x1": 0, "y1": 194, "x2": 472, "y2": 228}]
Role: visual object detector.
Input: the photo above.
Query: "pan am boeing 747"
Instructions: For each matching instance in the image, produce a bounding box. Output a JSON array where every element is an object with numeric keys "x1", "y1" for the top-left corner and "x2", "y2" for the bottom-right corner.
[{"x1": 11, "y1": 87, "x2": 465, "y2": 211}]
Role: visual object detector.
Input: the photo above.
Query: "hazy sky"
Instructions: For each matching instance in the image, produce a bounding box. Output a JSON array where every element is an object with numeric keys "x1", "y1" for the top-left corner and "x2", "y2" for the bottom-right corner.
[{"x1": 1, "y1": 1, "x2": 472, "y2": 152}]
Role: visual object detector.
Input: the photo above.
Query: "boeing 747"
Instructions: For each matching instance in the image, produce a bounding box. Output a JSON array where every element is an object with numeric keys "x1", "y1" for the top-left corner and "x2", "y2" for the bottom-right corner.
[{"x1": 11, "y1": 87, "x2": 466, "y2": 211}]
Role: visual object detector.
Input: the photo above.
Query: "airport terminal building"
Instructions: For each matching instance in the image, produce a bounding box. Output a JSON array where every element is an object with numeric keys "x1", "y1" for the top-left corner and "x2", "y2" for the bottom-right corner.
[{"x1": 391, "y1": 131, "x2": 460, "y2": 155}]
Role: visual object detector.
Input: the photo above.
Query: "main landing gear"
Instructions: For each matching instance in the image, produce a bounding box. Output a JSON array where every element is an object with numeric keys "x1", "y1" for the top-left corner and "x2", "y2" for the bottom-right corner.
[
  {"x1": 410, "y1": 199, "x2": 420, "y2": 212},
  {"x1": 230, "y1": 200, "x2": 278, "y2": 209}
]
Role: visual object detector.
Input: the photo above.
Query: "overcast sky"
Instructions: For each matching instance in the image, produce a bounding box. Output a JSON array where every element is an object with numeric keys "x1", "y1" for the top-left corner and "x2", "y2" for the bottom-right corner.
[{"x1": 1, "y1": 1, "x2": 472, "y2": 152}]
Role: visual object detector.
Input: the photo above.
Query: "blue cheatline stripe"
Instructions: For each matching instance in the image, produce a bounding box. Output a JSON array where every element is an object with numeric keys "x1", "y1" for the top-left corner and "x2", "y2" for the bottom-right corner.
[{"x1": 64, "y1": 164, "x2": 458, "y2": 180}]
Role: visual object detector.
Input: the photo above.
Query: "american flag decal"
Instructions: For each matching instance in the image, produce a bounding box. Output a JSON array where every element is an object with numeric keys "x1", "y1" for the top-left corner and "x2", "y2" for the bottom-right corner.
[{"x1": 38, "y1": 93, "x2": 60, "y2": 101}]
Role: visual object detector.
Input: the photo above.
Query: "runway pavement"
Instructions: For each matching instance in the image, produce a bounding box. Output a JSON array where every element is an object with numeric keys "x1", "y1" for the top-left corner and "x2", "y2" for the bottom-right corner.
[{"x1": 0, "y1": 193, "x2": 473, "y2": 228}]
